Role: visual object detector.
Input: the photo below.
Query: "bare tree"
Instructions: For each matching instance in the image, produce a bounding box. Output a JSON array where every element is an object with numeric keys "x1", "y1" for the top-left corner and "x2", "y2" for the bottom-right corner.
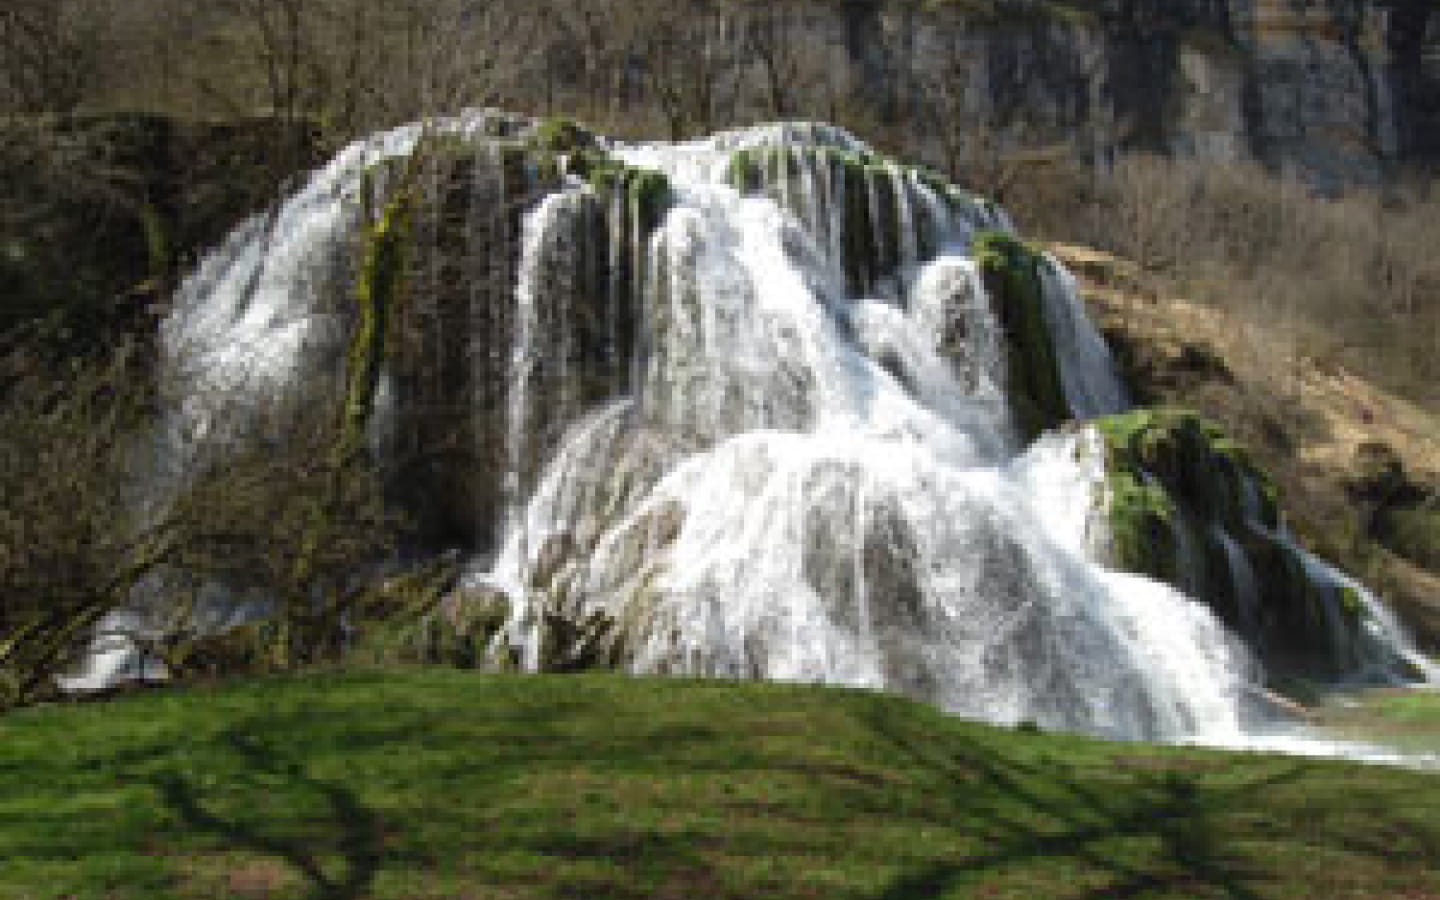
[
  {"x1": 0, "y1": 0, "x2": 108, "y2": 113},
  {"x1": 0, "y1": 323, "x2": 395, "y2": 707},
  {"x1": 613, "y1": 0, "x2": 738, "y2": 139}
]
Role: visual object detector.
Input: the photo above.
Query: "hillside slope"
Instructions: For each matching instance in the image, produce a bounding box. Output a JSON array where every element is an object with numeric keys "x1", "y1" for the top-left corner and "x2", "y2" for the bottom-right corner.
[{"x1": 2, "y1": 669, "x2": 1439, "y2": 900}]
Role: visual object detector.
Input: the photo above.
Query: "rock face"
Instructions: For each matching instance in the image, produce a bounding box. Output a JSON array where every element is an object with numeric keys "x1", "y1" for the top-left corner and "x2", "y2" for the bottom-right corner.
[
  {"x1": 692, "y1": 0, "x2": 1439, "y2": 187},
  {"x1": 356, "y1": 120, "x2": 673, "y2": 553}
]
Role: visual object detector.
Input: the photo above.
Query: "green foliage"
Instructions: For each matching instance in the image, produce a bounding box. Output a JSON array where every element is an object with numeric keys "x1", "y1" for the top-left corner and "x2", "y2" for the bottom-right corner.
[
  {"x1": 566, "y1": 149, "x2": 673, "y2": 235},
  {"x1": 532, "y1": 117, "x2": 591, "y2": 154},
  {"x1": 342, "y1": 190, "x2": 410, "y2": 465},
  {"x1": 725, "y1": 148, "x2": 764, "y2": 194},
  {"x1": 1339, "y1": 585, "x2": 1365, "y2": 620},
  {"x1": 1104, "y1": 469, "x2": 1180, "y2": 582},
  {"x1": 974, "y1": 230, "x2": 1068, "y2": 439},
  {"x1": 1094, "y1": 408, "x2": 1267, "y2": 580},
  {"x1": 2, "y1": 670, "x2": 1439, "y2": 899},
  {"x1": 627, "y1": 166, "x2": 671, "y2": 234},
  {"x1": 1095, "y1": 407, "x2": 1279, "y2": 533},
  {"x1": 1091, "y1": 407, "x2": 1386, "y2": 678}
]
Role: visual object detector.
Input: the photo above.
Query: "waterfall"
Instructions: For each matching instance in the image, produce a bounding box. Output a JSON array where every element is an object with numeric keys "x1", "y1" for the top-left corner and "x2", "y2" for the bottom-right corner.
[
  {"x1": 475, "y1": 126, "x2": 1267, "y2": 743},
  {"x1": 93, "y1": 115, "x2": 1433, "y2": 759}
]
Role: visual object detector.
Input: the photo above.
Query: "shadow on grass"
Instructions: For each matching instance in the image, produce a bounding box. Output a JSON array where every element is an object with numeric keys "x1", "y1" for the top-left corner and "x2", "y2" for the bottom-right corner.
[
  {"x1": 865, "y1": 704, "x2": 1305, "y2": 900},
  {"x1": 15, "y1": 674, "x2": 1438, "y2": 900},
  {"x1": 153, "y1": 727, "x2": 384, "y2": 900}
]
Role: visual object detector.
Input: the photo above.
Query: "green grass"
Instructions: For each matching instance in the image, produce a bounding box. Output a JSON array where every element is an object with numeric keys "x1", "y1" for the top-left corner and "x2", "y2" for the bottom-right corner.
[
  {"x1": 1314, "y1": 686, "x2": 1440, "y2": 759},
  {"x1": 2, "y1": 669, "x2": 1439, "y2": 900}
]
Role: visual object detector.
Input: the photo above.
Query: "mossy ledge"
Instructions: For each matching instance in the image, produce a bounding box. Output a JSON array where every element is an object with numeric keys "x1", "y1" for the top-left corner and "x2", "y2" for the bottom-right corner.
[
  {"x1": 564, "y1": 150, "x2": 673, "y2": 236},
  {"x1": 974, "y1": 231, "x2": 1068, "y2": 440},
  {"x1": 526, "y1": 115, "x2": 674, "y2": 234},
  {"x1": 1096, "y1": 408, "x2": 1280, "y2": 537},
  {"x1": 531, "y1": 116, "x2": 595, "y2": 154},
  {"x1": 1094, "y1": 408, "x2": 1279, "y2": 582},
  {"x1": 1092, "y1": 408, "x2": 1385, "y2": 677}
]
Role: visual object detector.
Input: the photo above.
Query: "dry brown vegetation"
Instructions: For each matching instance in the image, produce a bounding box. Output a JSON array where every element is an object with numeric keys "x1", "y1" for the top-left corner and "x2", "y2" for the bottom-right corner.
[
  {"x1": 0, "y1": 333, "x2": 395, "y2": 707},
  {"x1": 1008, "y1": 155, "x2": 1440, "y2": 412}
]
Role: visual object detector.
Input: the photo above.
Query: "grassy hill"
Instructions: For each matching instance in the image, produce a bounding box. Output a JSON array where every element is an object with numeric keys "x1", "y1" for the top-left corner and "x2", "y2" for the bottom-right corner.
[{"x1": 2, "y1": 669, "x2": 1438, "y2": 900}]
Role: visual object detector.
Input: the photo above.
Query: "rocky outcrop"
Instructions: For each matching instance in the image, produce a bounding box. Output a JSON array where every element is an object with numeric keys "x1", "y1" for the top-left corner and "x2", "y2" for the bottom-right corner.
[
  {"x1": 1052, "y1": 241, "x2": 1440, "y2": 653},
  {"x1": 366, "y1": 121, "x2": 671, "y2": 553}
]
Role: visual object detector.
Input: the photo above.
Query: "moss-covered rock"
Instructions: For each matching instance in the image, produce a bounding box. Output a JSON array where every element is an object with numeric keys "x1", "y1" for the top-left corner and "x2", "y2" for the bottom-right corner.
[
  {"x1": 1093, "y1": 407, "x2": 1387, "y2": 679},
  {"x1": 726, "y1": 148, "x2": 765, "y2": 194},
  {"x1": 627, "y1": 167, "x2": 672, "y2": 235},
  {"x1": 974, "y1": 231, "x2": 1069, "y2": 439},
  {"x1": 1104, "y1": 468, "x2": 1180, "y2": 582},
  {"x1": 1095, "y1": 407, "x2": 1280, "y2": 534},
  {"x1": 342, "y1": 189, "x2": 411, "y2": 462},
  {"x1": 531, "y1": 117, "x2": 595, "y2": 154}
]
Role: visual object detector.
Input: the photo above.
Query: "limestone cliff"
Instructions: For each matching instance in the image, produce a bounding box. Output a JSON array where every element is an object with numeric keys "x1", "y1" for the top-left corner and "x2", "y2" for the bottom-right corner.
[{"x1": 719, "y1": 0, "x2": 1439, "y2": 187}]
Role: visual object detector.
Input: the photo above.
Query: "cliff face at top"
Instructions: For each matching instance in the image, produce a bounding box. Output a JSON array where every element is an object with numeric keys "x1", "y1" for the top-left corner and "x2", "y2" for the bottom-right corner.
[{"x1": 772, "y1": 0, "x2": 1438, "y2": 186}]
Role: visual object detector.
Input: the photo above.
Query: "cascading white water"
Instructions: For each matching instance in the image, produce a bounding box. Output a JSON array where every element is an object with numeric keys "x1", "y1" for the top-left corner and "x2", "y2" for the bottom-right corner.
[
  {"x1": 1037, "y1": 254, "x2": 1129, "y2": 419},
  {"x1": 91, "y1": 114, "x2": 1433, "y2": 763},
  {"x1": 475, "y1": 127, "x2": 1275, "y2": 743}
]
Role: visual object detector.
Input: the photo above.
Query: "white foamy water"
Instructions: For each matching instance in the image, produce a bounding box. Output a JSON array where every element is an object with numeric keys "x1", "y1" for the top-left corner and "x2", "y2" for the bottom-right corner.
[{"x1": 480, "y1": 128, "x2": 1267, "y2": 744}]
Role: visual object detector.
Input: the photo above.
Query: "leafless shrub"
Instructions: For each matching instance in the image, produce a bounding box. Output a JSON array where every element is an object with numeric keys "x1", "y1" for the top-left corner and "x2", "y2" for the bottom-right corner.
[
  {"x1": 0, "y1": 0, "x2": 110, "y2": 114},
  {"x1": 1008, "y1": 153, "x2": 1440, "y2": 409},
  {"x1": 0, "y1": 331, "x2": 395, "y2": 708}
]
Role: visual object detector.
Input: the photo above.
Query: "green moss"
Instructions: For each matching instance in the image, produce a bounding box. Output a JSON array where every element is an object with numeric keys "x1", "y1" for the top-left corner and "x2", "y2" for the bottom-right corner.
[
  {"x1": 561, "y1": 149, "x2": 670, "y2": 235},
  {"x1": 1095, "y1": 408, "x2": 1279, "y2": 532},
  {"x1": 413, "y1": 130, "x2": 480, "y2": 163},
  {"x1": 974, "y1": 231, "x2": 1068, "y2": 439},
  {"x1": 627, "y1": 167, "x2": 671, "y2": 234},
  {"x1": 564, "y1": 149, "x2": 612, "y2": 185},
  {"x1": 1093, "y1": 407, "x2": 1383, "y2": 676},
  {"x1": 1106, "y1": 469, "x2": 1180, "y2": 582},
  {"x1": 726, "y1": 149, "x2": 764, "y2": 194},
  {"x1": 1339, "y1": 585, "x2": 1365, "y2": 621},
  {"x1": 342, "y1": 190, "x2": 410, "y2": 462},
  {"x1": 532, "y1": 116, "x2": 591, "y2": 154},
  {"x1": 138, "y1": 202, "x2": 170, "y2": 288}
]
